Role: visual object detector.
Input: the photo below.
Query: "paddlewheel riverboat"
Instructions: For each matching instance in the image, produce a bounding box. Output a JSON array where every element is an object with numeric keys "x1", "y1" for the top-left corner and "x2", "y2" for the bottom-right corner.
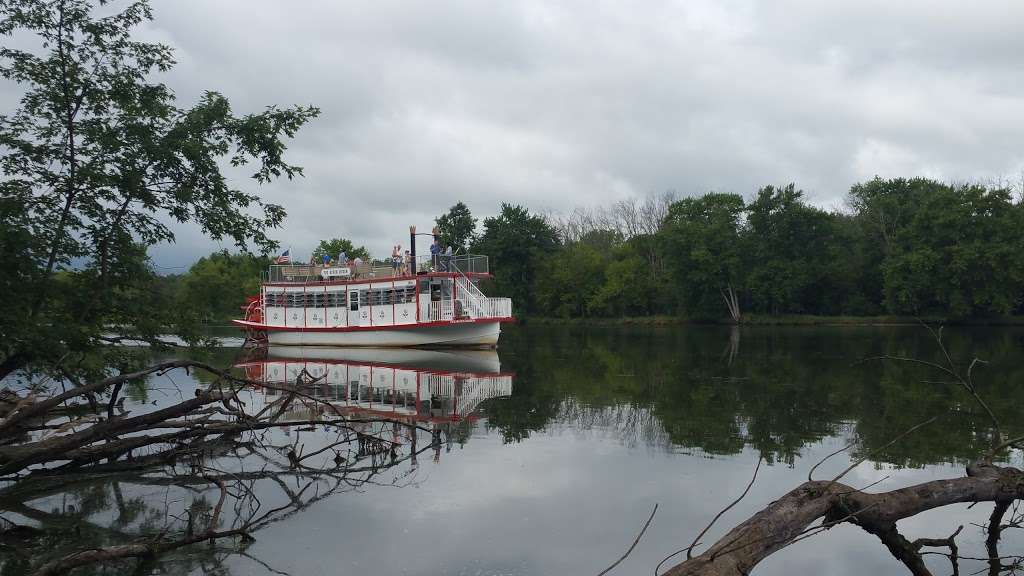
[{"x1": 233, "y1": 243, "x2": 513, "y2": 347}]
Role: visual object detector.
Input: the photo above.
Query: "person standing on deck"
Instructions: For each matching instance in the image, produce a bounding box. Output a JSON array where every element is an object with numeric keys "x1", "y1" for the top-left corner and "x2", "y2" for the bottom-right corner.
[
  {"x1": 430, "y1": 238, "x2": 442, "y2": 270},
  {"x1": 391, "y1": 245, "x2": 401, "y2": 274}
]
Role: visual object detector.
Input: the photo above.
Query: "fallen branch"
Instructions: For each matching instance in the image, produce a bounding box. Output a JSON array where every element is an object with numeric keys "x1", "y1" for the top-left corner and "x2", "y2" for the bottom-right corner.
[{"x1": 664, "y1": 463, "x2": 1024, "y2": 576}]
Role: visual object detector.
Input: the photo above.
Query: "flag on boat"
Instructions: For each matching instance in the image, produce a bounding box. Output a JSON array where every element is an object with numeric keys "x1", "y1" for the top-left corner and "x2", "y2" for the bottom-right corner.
[{"x1": 274, "y1": 250, "x2": 291, "y2": 264}]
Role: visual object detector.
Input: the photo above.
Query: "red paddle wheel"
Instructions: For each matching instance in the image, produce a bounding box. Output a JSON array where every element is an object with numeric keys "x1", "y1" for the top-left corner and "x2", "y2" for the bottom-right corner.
[{"x1": 241, "y1": 296, "x2": 267, "y2": 346}]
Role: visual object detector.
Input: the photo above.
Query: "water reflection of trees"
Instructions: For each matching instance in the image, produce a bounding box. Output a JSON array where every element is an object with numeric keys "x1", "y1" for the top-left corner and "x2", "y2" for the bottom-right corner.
[{"x1": 485, "y1": 326, "x2": 1024, "y2": 466}]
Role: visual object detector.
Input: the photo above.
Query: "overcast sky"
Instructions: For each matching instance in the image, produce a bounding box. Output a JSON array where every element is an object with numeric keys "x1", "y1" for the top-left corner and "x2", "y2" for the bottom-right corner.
[{"x1": 8, "y1": 0, "x2": 1024, "y2": 268}]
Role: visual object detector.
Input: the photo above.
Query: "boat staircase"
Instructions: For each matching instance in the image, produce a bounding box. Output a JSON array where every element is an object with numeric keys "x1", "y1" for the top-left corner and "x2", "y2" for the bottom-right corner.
[{"x1": 451, "y1": 264, "x2": 513, "y2": 321}]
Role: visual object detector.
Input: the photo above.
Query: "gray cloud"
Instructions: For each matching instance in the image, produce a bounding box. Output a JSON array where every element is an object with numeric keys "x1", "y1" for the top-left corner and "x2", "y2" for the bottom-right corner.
[{"x1": 7, "y1": 0, "x2": 1024, "y2": 266}]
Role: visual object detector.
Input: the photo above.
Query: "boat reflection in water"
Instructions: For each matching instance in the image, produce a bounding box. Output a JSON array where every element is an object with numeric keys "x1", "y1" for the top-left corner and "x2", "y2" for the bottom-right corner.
[{"x1": 236, "y1": 346, "x2": 513, "y2": 461}]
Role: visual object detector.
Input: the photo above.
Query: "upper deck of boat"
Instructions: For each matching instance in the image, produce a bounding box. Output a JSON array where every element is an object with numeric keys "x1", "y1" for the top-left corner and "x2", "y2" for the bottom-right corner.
[{"x1": 264, "y1": 254, "x2": 491, "y2": 286}]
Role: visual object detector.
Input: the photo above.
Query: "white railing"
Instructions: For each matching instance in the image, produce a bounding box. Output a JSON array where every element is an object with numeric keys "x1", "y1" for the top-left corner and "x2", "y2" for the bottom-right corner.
[
  {"x1": 454, "y1": 276, "x2": 513, "y2": 319},
  {"x1": 485, "y1": 297, "x2": 513, "y2": 318},
  {"x1": 415, "y1": 254, "x2": 489, "y2": 274},
  {"x1": 456, "y1": 275, "x2": 487, "y2": 300},
  {"x1": 430, "y1": 300, "x2": 454, "y2": 322}
]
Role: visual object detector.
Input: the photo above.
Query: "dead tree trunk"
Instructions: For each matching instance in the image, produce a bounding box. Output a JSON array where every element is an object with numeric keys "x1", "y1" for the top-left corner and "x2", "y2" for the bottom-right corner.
[
  {"x1": 664, "y1": 463, "x2": 1023, "y2": 576},
  {"x1": 720, "y1": 284, "x2": 741, "y2": 323}
]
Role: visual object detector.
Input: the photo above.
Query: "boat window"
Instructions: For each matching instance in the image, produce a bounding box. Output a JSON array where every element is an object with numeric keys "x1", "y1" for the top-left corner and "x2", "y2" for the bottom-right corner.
[
  {"x1": 326, "y1": 291, "x2": 346, "y2": 307},
  {"x1": 263, "y1": 293, "x2": 286, "y2": 307},
  {"x1": 395, "y1": 286, "x2": 415, "y2": 304},
  {"x1": 305, "y1": 292, "x2": 325, "y2": 308},
  {"x1": 369, "y1": 288, "x2": 387, "y2": 307}
]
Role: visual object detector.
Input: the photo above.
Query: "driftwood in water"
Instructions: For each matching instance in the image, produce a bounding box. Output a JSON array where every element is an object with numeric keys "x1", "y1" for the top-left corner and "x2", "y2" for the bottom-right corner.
[{"x1": 664, "y1": 463, "x2": 1022, "y2": 576}]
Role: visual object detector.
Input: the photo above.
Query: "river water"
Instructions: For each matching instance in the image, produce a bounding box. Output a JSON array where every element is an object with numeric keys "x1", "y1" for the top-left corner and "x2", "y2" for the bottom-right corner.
[{"x1": 10, "y1": 325, "x2": 1024, "y2": 575}]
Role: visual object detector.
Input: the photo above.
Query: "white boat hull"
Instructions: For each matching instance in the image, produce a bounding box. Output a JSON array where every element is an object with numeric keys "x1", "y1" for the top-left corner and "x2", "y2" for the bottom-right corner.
[{"x1": 262, "y1": 321, "x2": 502, "y2": 347}]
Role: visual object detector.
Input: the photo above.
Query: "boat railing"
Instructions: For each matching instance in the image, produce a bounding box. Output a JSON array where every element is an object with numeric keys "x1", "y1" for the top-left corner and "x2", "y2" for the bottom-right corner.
[
  {"x1": 454, "y1": 275, "x2": 513, "y2": 319},
  {"x1": 265, "y1": 262, "x2": 398, "y2": 283},
  {"x1": 430, "y1": 300, "x2": 454, "y2": 322},
  {"x1": 415, "y1": 254, "x2": 488, "y2": 274},
  {"x1": 264, "y1": 254, "x2": 489, "y2": 283}
]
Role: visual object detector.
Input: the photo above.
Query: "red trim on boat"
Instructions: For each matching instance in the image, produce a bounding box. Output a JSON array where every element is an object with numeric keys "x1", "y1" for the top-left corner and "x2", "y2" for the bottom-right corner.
[{"x1": 231, "y1": 317, "x2": 513, "y2": 332}]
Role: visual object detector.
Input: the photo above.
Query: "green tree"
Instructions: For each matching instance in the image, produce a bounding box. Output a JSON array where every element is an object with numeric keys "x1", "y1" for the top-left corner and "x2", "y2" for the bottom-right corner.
[
  {"x1": 311, "y1": 238, "x2": 369, "y2": 263},
  {"x1": 850, "y1": 177, "x2": 1024, "y2": 317},
  {"x1": 587, "y1": 241, "x2": 669, "y2": 316},
  {"x1": 177, "y1": 251, "x2": 270, "y2": 322},
  {"x1": 818, "y1": 212, "x2": 883, "y2": 315},
  {"x1": 744, "y1": 184, "x2": 838, "y2": 315},
  {"x1": 0, "y1": 0, "x2": 318, "y2": 379},
  {"x1": 435, "y1": 201, "x2": 477, "y2": 252},
  {"x1": 534, "y1": 242, "x2": 608, "y2": 317},
  {"x1": 471, "y1": 204, "x2": 559, "y2": 314},
  {"x1": 662, "y1": 193, "x2": 746, "y2": 321}
]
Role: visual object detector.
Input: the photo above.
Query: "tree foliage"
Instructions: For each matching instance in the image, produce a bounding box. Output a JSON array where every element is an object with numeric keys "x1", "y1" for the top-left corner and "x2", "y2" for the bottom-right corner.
[
  {"x1": 662, "y1": 192, "x2": 746, "y2": 320},
  {"x1": 471, "y1": 203, "x2": 559, "y2": 314},
  {"x1": 311, "y1": 238, "x2": 369, "y2": 263},
  {"x1": 743, "y1": 184, "x2": 839, "y2": 315},
  {"x1": 177, "y1": 251, "x2": 270, "y2": 322},
  {"x1": 470, "y1": 179, "x2": 1024, "y2": 321},
  {"x1": 0, "y1": 0, "x2": 318, "y2": 378},
  {"x1": 851, "y1": 177, "x2": 1024, "y2": 317},
  {"x1": 435, "y1": 201, "x2": 477, "y2": 253}
]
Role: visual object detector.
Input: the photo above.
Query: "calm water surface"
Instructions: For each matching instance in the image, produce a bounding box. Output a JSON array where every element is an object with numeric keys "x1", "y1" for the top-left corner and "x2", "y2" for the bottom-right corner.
[{"x1": 19, "y1": 325, "x2": 1024, "y2": 575}]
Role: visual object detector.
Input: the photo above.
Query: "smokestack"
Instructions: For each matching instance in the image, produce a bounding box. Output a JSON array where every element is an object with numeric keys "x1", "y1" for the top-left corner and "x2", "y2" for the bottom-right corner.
[{"x1": 409, "y1": 226, "x2": 417, "y2": 275}]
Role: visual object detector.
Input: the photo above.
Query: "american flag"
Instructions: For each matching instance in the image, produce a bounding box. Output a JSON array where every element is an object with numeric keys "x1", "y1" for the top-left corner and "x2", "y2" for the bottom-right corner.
[{"x1": 274, "y1": 249, "x2": 291, "y2": 264}]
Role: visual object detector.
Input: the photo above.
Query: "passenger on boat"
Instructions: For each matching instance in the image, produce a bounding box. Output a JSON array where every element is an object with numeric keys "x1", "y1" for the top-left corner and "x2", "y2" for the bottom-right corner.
[
  {"x1": 430, "y1": 238, "x2": 442, "y2": 270},
  {"x1": 322, "y1": 253, "x2": 331, "y2": 266},
  {"x1": 440, "y1": 245, "x2": 453, "y2": 271},
  {"x1": 403, "y1": 250, "x2": 412, "y2": 275},
  {"x1": 338, "y1": 251, "x2": 347, "y2": 267},
  {"x1": 391, "y1": 245, "x2": 401, "y2": 273}
]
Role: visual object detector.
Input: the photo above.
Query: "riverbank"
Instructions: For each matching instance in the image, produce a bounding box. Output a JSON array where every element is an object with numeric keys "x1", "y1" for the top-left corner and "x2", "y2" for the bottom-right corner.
[{"x1": 524, "y1": 314, "x2": 1024, "y2": 326}]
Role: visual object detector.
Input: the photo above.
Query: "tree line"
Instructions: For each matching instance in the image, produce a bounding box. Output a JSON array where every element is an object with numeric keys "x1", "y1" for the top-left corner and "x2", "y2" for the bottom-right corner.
[
  {"x1": 470, "y1": 178, "x2": 1024, "y2": 321},
  {"x1": 171, "y1": 178, "x2": 1024, "y2": 323}
]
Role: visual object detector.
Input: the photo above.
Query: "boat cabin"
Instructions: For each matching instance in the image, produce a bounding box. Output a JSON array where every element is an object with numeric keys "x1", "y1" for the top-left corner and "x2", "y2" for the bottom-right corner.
[{"x1": 249, "y1": 254, "x2": 512, "y2": 330}]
